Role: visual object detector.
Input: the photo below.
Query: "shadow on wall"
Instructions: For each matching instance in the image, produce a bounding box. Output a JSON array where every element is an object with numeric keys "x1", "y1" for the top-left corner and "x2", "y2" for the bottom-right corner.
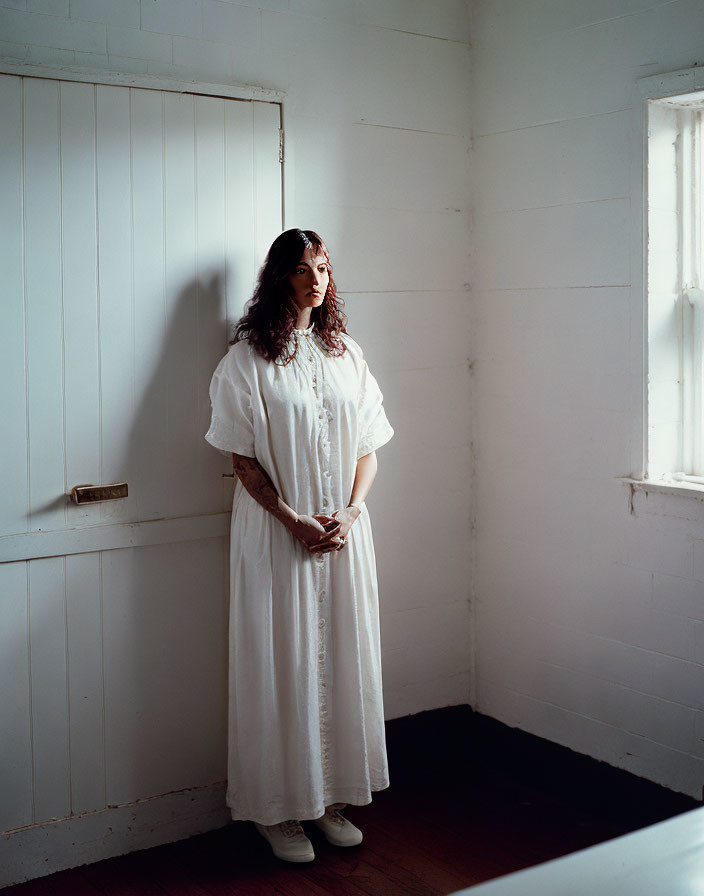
[{"x1": 104, "y1": 271, "x2": 231, "y2": 807}]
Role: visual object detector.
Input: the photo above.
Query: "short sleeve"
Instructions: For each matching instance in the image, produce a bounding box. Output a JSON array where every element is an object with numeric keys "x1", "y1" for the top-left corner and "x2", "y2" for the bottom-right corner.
[
  {"x1": 357, "y1": 357, "x2": 394, "y2": 460},
  {"x1": 204, "y1": 344, "x2": 256, "y2": 458}
]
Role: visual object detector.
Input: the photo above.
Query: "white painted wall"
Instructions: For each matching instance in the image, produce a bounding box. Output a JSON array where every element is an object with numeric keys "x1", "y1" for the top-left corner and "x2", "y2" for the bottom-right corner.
[
  {"x1": 471, "y1": 0, "x2": 704, "y2": 799},
  {"x1": 0, "y1": 0, "x2": 472, "y2": 882}
]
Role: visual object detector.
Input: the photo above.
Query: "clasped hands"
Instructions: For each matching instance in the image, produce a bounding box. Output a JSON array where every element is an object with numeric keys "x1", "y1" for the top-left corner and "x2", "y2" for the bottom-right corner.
[{"x1": 292, "y1": 506, "x2": 361, "y2": 553}]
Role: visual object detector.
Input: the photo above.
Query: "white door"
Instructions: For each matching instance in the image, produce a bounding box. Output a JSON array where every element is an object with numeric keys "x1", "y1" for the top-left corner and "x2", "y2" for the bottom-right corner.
[{"x1": 0, "y1": 75, "x2": 282, "y2": 831}]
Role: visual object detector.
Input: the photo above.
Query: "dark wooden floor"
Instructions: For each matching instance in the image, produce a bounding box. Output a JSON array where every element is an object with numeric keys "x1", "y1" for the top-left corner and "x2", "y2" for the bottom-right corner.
[{"x1": 4, "y1": 707, "x2": 699, "y2": 895}]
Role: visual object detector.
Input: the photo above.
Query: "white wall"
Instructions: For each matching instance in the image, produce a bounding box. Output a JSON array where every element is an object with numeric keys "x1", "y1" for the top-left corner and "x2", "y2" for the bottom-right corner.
[
  {"x1": 0, "y1": 1, "x2": 472, "y2": 880},
  {"x1": 471, "y1": 0, "x2": 704, "y2": 798}
]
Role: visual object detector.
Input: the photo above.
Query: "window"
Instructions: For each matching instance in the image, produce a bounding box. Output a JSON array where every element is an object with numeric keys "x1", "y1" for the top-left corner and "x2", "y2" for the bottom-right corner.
[{"x1": 646, "y1": 81, "x2": 704, "y2": 484}]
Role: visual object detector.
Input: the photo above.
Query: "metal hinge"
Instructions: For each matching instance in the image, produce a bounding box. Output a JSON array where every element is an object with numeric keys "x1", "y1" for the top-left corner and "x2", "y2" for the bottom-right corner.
[{"x1": 279, "y1": 128, "x2": 284, "y2": 163}]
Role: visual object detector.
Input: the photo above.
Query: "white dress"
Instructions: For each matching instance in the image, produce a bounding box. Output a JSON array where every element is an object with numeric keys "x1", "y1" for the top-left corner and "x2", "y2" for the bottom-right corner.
[{"x1": 205, "y1": 323, "x2": 394, "y2": 825}]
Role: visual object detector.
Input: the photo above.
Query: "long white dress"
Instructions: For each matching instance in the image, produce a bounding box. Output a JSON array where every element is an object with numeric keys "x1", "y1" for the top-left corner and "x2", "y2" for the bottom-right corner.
[{"x1": 205, "y1": 323, "x2": 394, "y2": 826}]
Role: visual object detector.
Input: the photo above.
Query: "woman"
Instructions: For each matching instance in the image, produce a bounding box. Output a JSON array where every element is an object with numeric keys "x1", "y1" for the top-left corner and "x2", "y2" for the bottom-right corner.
[{"x1": 205, "y1": 228, "x2": 394, "y2": 863}]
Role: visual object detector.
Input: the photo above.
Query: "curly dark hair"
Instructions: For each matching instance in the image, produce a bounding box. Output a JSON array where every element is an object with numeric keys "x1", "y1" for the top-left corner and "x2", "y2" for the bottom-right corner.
[{"x1": 231, "y1": 228, "x2": 348, "y2": 364}]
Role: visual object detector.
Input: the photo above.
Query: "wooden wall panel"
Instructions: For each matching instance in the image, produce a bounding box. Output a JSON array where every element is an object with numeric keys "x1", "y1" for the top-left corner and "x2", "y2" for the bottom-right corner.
[
  {"x1": 102, "y1": 540, "x2": 228, "y2": 807},
  {"x1": 224, "y1": 99, "x2": 255, "y2": 327},
  {"x1": 0, "y1": 75, "x2": 28, "y2": 539},
  {"x1": 163, "y1": 92, "x2": 199, "y2": 519},
  {"x1": 0, "y1": 561, "x2": 32, "y2": 832},
  {"x1": 193, "y1": 95, "x2": 227, "y2": 515},
  {"x1": 66, "y1": 552, "x2": 105, "y2": 815},
  {"x1": 130, "y1": 89, "x2": 168, "y2": 523},
  {"x1": 95, "y1": 84, "x2": 134, "y2": 526},
  {"x1": 29, "y1": 557, "x2": 70, "y2": 823},
  {"x1": 2, "y1": 80, "x2": 280, "y2": 541},
  {"x1": 24, "y1": 79, "x2": 65, "y2": 532},
  {"x1": 252, "y1": 101, "x2": 282, "y2": 271},
  {"x1": 60, "y1": 81, "x2": 101, "y2": 529}
]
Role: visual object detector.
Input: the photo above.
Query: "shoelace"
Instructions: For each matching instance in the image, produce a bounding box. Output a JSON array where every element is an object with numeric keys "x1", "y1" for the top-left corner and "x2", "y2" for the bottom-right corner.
[
  {"x1": 280, "y1": 819, "x2": 304, "y2": 838},
  {"x1": 324, "y1": 807, "x2": 345, "y2": 825}
]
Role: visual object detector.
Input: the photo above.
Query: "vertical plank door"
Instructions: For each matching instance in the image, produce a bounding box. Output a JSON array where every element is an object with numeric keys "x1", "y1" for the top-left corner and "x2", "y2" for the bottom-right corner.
[{"x1": 0, "y1": 75, "x2": 282, "y2": 831}]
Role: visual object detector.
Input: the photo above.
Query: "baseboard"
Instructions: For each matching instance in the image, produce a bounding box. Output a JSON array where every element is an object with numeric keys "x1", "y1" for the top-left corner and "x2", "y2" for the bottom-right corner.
[{"x1": 0, "y1": 782, "x2": 230, "y2": 888}]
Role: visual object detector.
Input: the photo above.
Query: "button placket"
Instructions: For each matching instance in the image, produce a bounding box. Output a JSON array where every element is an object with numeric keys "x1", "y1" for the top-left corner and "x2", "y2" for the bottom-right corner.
[
  {"x1": 315, "y1": 556, "x2": 333, "y2": 789},
  {"x1": 313, "y1": 338, "x2": 333, "y2": 520},
  {"x1": 302, "y1": 332, "x2": 334, "y2": 790}
]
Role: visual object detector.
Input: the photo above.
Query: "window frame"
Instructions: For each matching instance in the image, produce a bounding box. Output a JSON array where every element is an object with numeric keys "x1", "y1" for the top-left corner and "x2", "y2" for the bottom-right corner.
[{"x1": 630, "y1": 66, "x2": 704, "y2": 495}]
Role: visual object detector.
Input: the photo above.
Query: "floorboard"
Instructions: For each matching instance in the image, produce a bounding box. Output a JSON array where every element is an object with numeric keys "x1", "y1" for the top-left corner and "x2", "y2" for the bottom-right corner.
[{"x1": 3, "y1": 707, "x2": 699, "y2": 895}]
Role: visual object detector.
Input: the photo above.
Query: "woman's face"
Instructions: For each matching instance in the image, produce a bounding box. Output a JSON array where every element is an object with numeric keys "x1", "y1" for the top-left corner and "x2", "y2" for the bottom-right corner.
[{"x1": 287, "y1": 246, "x2": 330, "y2": 312}]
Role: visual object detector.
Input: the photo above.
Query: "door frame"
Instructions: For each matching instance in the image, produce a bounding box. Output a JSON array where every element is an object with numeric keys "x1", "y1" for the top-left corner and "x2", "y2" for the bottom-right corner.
[{"x1": 0, "y1": 59, "x2": 285, "y2": 103}]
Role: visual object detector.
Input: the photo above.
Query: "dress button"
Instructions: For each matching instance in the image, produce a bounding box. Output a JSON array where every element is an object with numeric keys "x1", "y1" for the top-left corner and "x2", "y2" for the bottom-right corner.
[
  {"x1": 318, "y1": 619, "x2": 325, "y2": 628},
  {"x1": 320, "y1": 589, "x2": 326, "y2": 597}
]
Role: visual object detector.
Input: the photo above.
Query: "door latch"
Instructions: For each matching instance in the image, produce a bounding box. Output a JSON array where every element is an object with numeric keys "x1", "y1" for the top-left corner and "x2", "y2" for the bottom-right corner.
[{"x1": 69, "y1": 483, "x2": 128, "y2": 504}]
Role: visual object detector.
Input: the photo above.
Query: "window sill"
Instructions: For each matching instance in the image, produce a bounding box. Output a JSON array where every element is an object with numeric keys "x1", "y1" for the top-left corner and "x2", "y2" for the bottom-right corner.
[{"x1": 618, "y1": 476, "x2": 704, "y2": 502}]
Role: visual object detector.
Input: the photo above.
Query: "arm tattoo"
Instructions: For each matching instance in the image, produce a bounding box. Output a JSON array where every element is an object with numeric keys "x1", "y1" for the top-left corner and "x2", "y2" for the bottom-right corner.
[{"x1": 232, "y1": 453, "x2": 296, "y2": 529}]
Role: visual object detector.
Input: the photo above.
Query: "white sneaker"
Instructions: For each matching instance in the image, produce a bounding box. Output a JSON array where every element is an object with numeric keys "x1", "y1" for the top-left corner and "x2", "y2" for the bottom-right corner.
[
  {"x1": 254, "y1": 819, "x2": 315, "y2": 862},
  {"x1": 313, "y1": 806, "x2": 363, "y2": 847}
]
